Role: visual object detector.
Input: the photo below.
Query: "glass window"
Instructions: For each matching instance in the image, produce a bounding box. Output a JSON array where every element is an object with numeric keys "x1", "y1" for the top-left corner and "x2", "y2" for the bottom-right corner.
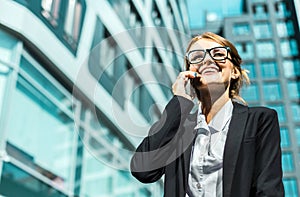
[
  {"x1": 152, "y1": 1, "x2": 163, "y2": 26},
  {"x1": 256, "y1": 42, "x2": 276, "y2": 58},
  {"x1": 280, "y1": 128, "x2": 290, "y2": 148},
  {"x1": 235, "y1": 42, "x2": 254, "y2": 60},
  {"x1": 81, "y1": 152, "x2": 113, "y2": 196},
  {"x1": 131, "y1": 84, "x2": 158, "y2": 123},
  {"x1": 0, "y1": 30, "x2": 19, "y2": 63},
  {"x1": 287, "y1": 81, "x2": 300, "y2": 100},
  {"x1": 80, "y1": 145, "x2": 158, "y2": 197},
  {"x1": 92, "y1": 29, "x2": 127, "y2": 108},
  {"x1": 295, "y1": 128, "x2": 300, "y2": 146},
  {"x1": 280, "y1": 39, "x2": 299, "y2": 57},
  {"x1": 166, "y1": 0, "x2": 175, "y2": 27},
  {"x1": 125, "y1": 1, "x2": 145, "y2": 46},
  {"x1": 128, "y1": 3, "x2": 142, "y2": 28},
  {"x1": 291, "y1": 103, "x2": 300, "y2": 122},
  {"x1": 253, "y1": 22, "x2": 272, "y2": 39},
  {"x1": 233, "y1": 23, "x2": 250, "y2": 36},
  {"x1": 109, "y1": 0, "x2": 145, "y2": 38},
  {"x1": 277, "y1": 20, "x2": 294, "y2": 37},
  {"x1": 242, "y1": 63, "x2": 256, "y2": 79},
  {"x1": 64, "y1": 0, "x2": 84, "y2": 48},
  {"x1": 283, "y1": 59, "x2": 300, "y2": 78},
  {"x1": 6, "y1": 56, "x2": 75, "y2": 191},
  {"x1": 0, "y1": 30, "x2": 19, "y2": 126},
  {"x1": 267, "y1": 104, "x2": 286, "y2": 123},
  {"x1": 152, "y1": 48, "x2": 172, "y2": 99},
  {"x1": 275, "y1": 1, "x2": 291, "y2": 18},
  {"x1": 282, "y1": 152, "x2": 294, "y2": 172},
  {"x1": 283, "y1": 178, "x2": 299, "y2": 196},
  {"x1": 41, "y1": 0, "x2": 61, "y2": 26},
  {"x1": 263, "y1": 83, "x2": 281, "y2": 101},
  {"x1": 252, "y1": 4, "x2": 268, "y2": 19},
  {"x1": 1, "y1": 162, "x2": 67, "y2": 197},
  {"x1": 261, "y1": 62, "x2": 278, "y2": 78},
  {"x1": 241, "y1": 83, "x2": 259, "y2": 102}
]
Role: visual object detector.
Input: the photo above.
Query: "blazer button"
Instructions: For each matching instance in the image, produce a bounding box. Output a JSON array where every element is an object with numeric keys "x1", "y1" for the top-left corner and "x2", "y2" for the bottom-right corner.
[{"x1": 196, "y1": 183, "x2": 202, "y2": 190}]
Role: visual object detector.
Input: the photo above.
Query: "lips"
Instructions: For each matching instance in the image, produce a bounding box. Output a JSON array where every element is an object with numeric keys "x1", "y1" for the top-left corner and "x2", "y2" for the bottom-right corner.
[{"x1": 199, "y1": 65, "x2": 220, "y2": 75}]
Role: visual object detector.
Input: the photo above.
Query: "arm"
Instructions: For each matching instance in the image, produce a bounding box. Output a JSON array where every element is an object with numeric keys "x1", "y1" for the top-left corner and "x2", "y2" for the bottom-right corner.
[
  {"x1": 254, "y1": 109, "x2": 284, "y2": 196},
  {"x1": 130, "y1": 95, "x2": 194, "y2": 183}
]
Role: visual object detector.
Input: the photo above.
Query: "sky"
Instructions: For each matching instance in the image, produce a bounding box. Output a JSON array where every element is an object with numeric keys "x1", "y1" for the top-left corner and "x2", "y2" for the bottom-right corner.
[{"x1": 187, "y1": 0, "x2": 243, "y2": 29}]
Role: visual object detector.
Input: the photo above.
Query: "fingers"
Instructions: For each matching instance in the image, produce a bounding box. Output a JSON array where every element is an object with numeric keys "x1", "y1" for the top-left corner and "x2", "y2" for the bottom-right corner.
[
  {"x1": 177, "y1": 71, "x2": 201, "y2": 80},
  {"x1": 171, "y1": 71, "x2": 201, "y2": 100}
]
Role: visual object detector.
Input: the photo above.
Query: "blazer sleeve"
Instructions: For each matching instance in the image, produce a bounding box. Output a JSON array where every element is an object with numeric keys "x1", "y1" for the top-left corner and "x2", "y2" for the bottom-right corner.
[
  {"x1": 254, "y1": 108, "x2": 284, "y2": 196},
  {"x1": 130, "y1": 96, "x2": 194, "y2": 183}
]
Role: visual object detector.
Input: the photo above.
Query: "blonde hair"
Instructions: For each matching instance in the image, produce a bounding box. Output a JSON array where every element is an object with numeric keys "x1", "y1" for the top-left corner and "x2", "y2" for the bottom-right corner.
[{"x1": 184, "y1": 32, "x2": 250, "y2": 104}]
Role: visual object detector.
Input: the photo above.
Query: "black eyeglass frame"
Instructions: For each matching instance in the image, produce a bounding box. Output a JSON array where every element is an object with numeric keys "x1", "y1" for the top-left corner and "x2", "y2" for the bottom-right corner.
[{"x1": 186, "y1": 46, "x2": 232, "y2": 64}]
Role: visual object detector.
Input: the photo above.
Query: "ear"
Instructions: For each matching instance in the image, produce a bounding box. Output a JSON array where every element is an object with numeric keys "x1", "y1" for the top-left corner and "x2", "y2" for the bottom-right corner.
[{"x1": 231, "y1": 67, "x2": 240, "y2": 79}]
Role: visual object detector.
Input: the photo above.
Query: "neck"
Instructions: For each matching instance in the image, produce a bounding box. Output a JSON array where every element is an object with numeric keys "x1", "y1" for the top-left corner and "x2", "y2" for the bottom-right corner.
[{"x1": 199, "y1": 83, "x2": 230, "y2": 123}]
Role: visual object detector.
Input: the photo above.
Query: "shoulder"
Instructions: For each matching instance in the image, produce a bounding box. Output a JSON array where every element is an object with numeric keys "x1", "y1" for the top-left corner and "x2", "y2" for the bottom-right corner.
[
  {"x1": 248, "y1": 106, "x2": 277, "y2": 117},
  {"x1": 233, "y1": 102, "x2": 277, "y2": 119}
]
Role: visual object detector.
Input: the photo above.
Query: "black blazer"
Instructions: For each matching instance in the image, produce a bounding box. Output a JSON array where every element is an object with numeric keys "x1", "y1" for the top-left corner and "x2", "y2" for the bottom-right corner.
[{"x1": 131, "y1": 96, "x2": 284, "y2": 197}]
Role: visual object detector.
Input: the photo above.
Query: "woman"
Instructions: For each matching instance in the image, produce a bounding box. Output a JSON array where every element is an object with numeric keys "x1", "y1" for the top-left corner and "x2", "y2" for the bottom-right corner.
[{"x1": 130, "y1": 32, "x2": 284, "y2": 196}]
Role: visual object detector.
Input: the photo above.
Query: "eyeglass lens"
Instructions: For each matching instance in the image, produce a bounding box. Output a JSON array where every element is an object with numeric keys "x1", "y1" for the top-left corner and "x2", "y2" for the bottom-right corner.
[{"x1": 188, "y1": 47, "x2": 228, "y2": 64}]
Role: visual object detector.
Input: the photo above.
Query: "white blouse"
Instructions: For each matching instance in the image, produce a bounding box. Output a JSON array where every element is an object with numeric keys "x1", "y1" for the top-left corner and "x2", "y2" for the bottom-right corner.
[{"x1": 186, "y1": 100, "x2": 233, "y2": 197}]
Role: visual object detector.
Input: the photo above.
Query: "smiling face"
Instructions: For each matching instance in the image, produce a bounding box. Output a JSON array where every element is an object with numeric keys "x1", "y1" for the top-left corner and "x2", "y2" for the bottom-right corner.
[
  {"x1": 188, "y1": 38, "x2": 237, "y2": 87},
  {"x1": 184, "y1": 32, "x2": 248, "y2": 103}
]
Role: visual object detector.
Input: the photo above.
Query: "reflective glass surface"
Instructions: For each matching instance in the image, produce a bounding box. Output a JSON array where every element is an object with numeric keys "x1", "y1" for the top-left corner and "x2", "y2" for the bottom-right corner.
[
  {"x1": 280, "y1": 128, "x2": 290, "y2": 148},
  {"x1": 0, "y1": 162, "x2": 67, "y2": 197},
  {"x1": 282, "y1": 152, "x2": 294, "y2": 172},
  {"x1": 5, "y1": 56, "x2": 75, "y2": 191},
  {"x1": 263, "y1": 83, "x2": 281, "y2": 101}
]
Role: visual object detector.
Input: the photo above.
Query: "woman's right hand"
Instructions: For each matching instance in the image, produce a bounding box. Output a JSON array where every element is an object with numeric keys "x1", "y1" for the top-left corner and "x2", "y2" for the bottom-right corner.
[{"x1": 172, "y1": 71, "x2": 200, "y2": 100}]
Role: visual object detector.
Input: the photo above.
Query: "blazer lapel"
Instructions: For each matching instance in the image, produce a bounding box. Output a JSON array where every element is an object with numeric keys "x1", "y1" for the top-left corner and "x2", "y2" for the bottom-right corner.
[
  {"x1": 182, "y1": 112, "x2": 198, "y2": 193},
  {"x1": 223, "y1": 102, "x2": 248, "y2": 196}
]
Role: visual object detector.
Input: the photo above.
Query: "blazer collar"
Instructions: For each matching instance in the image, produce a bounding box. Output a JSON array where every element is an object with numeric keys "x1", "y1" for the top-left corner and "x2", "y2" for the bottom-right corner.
[{"x1": 223, "y1": 102, "x2": 249, "y2": 196}]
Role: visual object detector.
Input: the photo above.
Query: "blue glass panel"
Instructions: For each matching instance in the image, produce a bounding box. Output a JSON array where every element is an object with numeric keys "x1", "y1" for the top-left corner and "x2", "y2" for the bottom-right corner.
[
  {"x1": 261, "y1": 62, "x2": 278, "y2": 78},
  {"x1": 254, "y1": 22, "x2": 272, "y2": 38},
  {"x1": 253, "y1": 4, "x2": 268, "y2": 19},
  {"x1": 282, "y1": 152, "x2": 294, "y2": 172},
  {"x1": 6, "y1": 57, "x2": 75, "y2": 191},
  {"x1": 256, "y1": 42, "x2": 276, "y2": 58},
  {"x1": 276, "y1": 1, "x2": 291, "y2": 18},
  {"x1": 280, "y1": 127, "x2": 290, "y2": 148},
  {"x1": 235, "y1": 42, "x2": 254, "y2": 60},
  {"x1": 263, "y1": 83, "x2": 281, "y2": 101},
  {"x1": 242, "y1": 63, "x2": 256, "y2": 79},
  {"x1": 281, "y1": 39, "x2": 299, "y2": 57},
  {"x1": 233, "y1": 23, "x2": 250, "y2": 36},
  {"x1": 0, "y1": 162, "x2": 67, "y2": 197},
  {"x1": 241, "y1": 83, "x2": 259, "y2": 102},
  {"x1": 291, "y1": 104, "x2": 300, "y2": 122},
  {"x1": 295, "y1": 128, "x2": 300, "y2": 146},
  {"x1": 283, "y1": 178, "x2": 299, "y2": 197},
  {"x1": 287, "y1": 81, "x2": 300, "y2": 100},
  {"x1": 277, "y1": 20, "x2": 294, "y2": 37},
  {"x1": 283, "y1": 59, "x2": 300, "y2": 78},
  {"x1": 267, "y1": 104, "x2": 286, "y2": 123}
]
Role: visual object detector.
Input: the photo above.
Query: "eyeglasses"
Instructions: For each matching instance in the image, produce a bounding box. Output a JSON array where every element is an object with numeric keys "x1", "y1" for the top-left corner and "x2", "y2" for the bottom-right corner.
[{"x1": 186, "y1": 46, "x2": 232, "y2": 64}]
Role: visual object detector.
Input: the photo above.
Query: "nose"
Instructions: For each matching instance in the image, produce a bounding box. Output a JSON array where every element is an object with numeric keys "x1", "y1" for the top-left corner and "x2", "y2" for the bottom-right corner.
[
  {"x1": 202, "y1": 51, "x2": 214, "y2": 62},
  {"x1": 189, "y1": 63, "x2": 200, "y2": 72}
]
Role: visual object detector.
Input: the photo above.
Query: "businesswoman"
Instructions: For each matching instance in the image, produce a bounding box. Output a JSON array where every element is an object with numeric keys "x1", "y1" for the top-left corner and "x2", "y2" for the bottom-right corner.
[{"x1": 130, "y1": 32, "x2": 284, "y2": 197}]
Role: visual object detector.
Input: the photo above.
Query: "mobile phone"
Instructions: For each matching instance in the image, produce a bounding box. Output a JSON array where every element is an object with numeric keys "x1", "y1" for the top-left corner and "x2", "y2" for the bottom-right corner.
[{"x1": 185, "y1": 79, "x2": 196, "y2": 99}]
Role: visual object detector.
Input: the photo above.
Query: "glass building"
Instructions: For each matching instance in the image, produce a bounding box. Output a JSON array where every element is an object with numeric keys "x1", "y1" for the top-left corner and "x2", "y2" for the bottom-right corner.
[
  {"x1": 0, "y1": 0, "x2": 190, "y2": 196},
  {"x1": 190, "y1": 0, "x2": 300, "y2": 196}
]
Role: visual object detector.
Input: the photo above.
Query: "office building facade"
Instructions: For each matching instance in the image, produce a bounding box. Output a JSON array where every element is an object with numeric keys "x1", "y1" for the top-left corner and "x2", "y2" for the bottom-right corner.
[
  {"x1": 0, "y1": 0, "x2": 190, "y2": 196},
  {"x1": 191, "y1": 0, "x2": 300, "y2": 196}
]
